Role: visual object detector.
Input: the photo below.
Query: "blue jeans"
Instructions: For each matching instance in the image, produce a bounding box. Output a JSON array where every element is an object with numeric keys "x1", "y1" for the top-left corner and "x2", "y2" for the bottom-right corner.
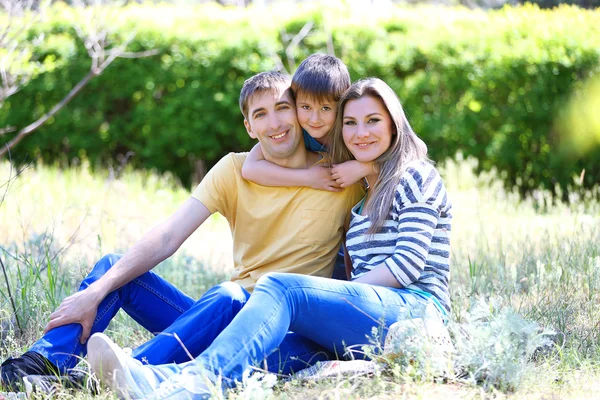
[
  {"x1": 30, "y1": 255, "x2": 333, "y2": 374},
  {"x1": 150, "y1": 272, "x2": 433, "y2": 386}
]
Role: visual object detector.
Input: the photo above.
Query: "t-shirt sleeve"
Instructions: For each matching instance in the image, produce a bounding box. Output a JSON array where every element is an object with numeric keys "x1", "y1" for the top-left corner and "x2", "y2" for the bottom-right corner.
[
  {"x1": 384, "y1": 162, "x2": 447, "y2": 287},
  {"x1": 191, "y1": 153, "x2": 239, "y2": 216}
]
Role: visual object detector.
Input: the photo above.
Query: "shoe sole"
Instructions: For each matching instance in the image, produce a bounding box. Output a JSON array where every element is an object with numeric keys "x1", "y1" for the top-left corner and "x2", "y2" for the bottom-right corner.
[{"x1": 88, "y1": 333, "x2": 136, "y2": 400}]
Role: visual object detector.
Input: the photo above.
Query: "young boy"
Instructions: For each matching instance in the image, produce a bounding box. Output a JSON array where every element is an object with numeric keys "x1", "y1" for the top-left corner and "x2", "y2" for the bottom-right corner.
[{"x1": 241, "y1": 53, "x2": 375, "y2": 192}]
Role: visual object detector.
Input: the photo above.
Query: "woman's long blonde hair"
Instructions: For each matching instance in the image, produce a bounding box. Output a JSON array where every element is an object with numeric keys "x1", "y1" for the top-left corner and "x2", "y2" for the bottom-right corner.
[{"x1": 330, "y1": 78, "x2": 429, "y2": 234}]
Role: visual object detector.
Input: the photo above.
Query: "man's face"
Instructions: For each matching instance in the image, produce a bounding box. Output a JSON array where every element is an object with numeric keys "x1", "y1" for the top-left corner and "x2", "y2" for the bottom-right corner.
[{"x1": 244, "y1": 87, "x2": 303, "y2": 163}]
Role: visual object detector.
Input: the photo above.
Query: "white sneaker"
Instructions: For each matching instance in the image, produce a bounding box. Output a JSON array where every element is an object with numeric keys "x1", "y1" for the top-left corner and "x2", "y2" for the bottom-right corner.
[
  {"x1": 88, "y1": 333, "x2": 162, "y2": 399},
  {"x1": 147, "y1": 369, "x2": 212, "y2": 400}
]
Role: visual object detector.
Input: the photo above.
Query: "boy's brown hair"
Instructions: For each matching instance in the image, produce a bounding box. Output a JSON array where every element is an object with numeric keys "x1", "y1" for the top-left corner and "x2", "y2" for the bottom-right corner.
[{"x1": 291, "y1": 53, "x2": 351, "y2": 103}]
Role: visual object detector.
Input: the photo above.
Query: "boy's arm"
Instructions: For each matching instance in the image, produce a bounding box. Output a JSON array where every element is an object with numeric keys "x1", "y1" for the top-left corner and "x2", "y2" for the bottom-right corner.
[
  {"x1": 242, "y1": 143, "x2": 342, "y2": 192},
  {"x1": 43, "y1": 197, "x2": 211, "y2": 343},
  {"x1": 331, "y1": 160, "x2": 376, "y2": 188}
]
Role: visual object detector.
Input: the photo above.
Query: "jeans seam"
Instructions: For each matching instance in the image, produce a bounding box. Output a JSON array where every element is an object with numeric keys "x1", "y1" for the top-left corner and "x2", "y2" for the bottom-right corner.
[
  {"x1": 219, "y1": 297, "x2": 285, "y2": 373},
  {"x1": 132, "y1": 277, "x2": 188, "y2": 314}
]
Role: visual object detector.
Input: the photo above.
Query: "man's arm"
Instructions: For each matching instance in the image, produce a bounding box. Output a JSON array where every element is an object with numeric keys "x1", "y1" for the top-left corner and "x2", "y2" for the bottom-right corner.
[
  {"x1": 241, "y1": 143, "x2": 341, "y2": 192},
  {"x1": 43, "y1": 197, "x2": 211, "y2": 343}
]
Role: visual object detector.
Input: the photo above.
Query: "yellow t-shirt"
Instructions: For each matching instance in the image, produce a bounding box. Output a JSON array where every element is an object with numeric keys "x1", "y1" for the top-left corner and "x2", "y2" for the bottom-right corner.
[{"x1": 192, "y1": 152, "x2": 364, "y2": 291}]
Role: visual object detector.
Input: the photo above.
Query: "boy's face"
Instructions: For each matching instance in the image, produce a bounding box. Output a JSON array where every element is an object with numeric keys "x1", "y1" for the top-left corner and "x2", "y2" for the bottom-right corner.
[
  {"x1": 243, "y1": 87, "x2": 303, "y2": 163},
  {"x1": 295, "y1": 94, "x2": 337, "y2": 143}
]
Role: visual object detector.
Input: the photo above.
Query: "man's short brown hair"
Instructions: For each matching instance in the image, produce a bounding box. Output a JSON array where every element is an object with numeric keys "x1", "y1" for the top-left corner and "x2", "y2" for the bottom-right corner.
[{"x1": 239, "y1": 71, "x2": 291, "y2": 119}]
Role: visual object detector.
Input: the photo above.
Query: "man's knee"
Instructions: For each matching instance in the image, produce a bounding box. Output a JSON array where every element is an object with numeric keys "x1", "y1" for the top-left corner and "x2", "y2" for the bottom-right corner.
[
  {"x1": 209, "y1": 281, "x2": 249, "y2": 311},
  {"x1": 88, "y1": 253, "x2": 122, "y2": 278}
]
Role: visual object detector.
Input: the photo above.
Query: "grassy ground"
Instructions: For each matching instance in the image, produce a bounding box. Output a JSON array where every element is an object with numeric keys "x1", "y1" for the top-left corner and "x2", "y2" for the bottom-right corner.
[{"x1": 1, "y1": 157, "x2": 599, "y2": 399}]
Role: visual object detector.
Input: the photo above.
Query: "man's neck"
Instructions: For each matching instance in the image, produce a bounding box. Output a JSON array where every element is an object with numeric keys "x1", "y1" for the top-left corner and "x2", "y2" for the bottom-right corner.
[{"x1": 265, "y1": 147, "x2": 320, "y2": 170}]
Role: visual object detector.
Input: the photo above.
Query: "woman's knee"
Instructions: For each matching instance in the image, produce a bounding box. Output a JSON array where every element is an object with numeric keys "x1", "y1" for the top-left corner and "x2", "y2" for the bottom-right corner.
[{"x1": 254, "y1": 273, "x2": 310, "y2": 300}]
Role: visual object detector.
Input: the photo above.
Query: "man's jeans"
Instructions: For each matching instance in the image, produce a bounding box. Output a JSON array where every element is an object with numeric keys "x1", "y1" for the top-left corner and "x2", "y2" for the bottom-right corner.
[
  {"x1": 147, "y1": 272, "x2": 434, "y2": 387},
  {"x1": 30, "y1": 254, "x2": 333, "y2": 374}
]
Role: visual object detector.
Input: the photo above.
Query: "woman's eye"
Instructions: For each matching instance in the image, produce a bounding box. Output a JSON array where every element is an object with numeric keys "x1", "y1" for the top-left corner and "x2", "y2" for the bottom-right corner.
[
  {"x1": 344, "y1": 121, "x2": 356, "y2": 125},
  {"x1": 368, "y1": 118, "x2": 380, "y2": 124}
]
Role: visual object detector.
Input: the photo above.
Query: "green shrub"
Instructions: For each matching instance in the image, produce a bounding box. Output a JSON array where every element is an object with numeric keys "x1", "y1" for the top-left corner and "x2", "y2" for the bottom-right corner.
[{"x1": 1, "y1": 3, "x2": 599, "y2": 193}]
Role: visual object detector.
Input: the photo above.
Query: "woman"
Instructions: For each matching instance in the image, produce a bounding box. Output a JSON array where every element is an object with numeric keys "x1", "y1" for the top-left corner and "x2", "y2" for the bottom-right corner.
[{"x1": 87, "y1": 78, "x2": 452, "y2": 400}]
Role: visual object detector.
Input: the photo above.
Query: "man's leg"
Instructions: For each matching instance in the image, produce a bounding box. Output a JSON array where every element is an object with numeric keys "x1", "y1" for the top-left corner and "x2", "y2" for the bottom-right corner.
[
  {"x1": 132, "y1": 281, "x2": 251, "y2": 365},
  {"x1": 1, "y1": 253, "x2": 195, "y2": 390}
]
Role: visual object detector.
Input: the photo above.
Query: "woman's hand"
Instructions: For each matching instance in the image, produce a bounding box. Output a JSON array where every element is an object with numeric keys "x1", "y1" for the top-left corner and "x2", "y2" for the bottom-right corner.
[
  {"x1": 307, "y1": 164, "x2": 342, "y2": 192},
  {"x1": 43, "y1": 287, "x2": 104, "y2": 344},
  {"x1": 331, "y1": 161, "x2": 373, "y2": 188}
]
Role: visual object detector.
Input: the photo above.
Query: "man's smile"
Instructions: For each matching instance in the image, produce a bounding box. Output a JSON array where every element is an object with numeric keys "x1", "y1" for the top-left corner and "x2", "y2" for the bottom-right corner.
[{"x1": 270, "y1": 130, "x2": 289, "y2": 140}]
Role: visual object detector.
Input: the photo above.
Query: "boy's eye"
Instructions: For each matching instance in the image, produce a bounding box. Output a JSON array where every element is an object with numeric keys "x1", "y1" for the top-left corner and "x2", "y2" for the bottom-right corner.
[
  {"x1": 300, "y1": 105, "x2": 310, "y2": 110},
  {"x1": 321, "y1": 106, "x2": 331, "y2": 112}
]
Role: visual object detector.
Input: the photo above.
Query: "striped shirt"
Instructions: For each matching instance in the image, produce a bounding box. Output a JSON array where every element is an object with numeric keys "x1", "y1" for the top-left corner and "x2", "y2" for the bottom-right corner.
[{"x1": 346, "y1": 160, "x2": 452, "y2": 312}]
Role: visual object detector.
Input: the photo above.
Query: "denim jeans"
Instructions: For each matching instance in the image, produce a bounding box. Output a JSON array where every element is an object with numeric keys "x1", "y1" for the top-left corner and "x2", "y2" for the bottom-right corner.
[
  {"x1": 30, "y1": 255, "x2": 333, "y2": 374},
  {"x1": 150, "y1": 272, "x2": 434, "y2": 387}
]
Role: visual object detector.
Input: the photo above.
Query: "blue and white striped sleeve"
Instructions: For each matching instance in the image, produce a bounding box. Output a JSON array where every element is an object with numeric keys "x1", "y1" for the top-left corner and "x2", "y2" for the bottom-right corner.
[{"x1": 384, "y1": 162, "x2": 444, "y2": 287}]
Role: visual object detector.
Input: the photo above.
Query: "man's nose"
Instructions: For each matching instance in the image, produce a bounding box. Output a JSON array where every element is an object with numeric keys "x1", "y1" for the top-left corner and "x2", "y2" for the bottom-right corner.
[{"x1": 268, "y1": 113, "x2": 281, "y2": 130}]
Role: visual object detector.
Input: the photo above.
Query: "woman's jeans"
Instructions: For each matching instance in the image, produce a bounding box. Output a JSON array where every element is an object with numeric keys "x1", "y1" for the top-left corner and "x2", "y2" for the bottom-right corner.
[
  {"x1": 149, "y1": 272, "x2": 434, "y2": 386},
  {"x1": 30, "y1": 254, "x2": 333, "y2": 374}
]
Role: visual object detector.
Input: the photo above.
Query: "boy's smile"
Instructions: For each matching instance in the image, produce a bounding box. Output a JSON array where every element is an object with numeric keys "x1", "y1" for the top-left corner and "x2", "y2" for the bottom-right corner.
[{"x1": 295, "y1": 95, "x2": 337, "y2": 143}]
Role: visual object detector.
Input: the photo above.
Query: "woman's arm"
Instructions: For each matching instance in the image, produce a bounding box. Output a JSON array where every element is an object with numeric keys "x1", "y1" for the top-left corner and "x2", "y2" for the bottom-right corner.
[
  {"x1": 241, "y1": 143, "x2": 342, "y2": 191},
  {"x1": 352, "y1": 265, "x2": 401, "y2": 287}
]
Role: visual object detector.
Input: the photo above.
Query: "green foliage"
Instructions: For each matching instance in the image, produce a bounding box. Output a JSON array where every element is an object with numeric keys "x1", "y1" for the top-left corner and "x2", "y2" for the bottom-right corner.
[{"x1": 1, "y1": 3, "x2": 600, "y2": 193}]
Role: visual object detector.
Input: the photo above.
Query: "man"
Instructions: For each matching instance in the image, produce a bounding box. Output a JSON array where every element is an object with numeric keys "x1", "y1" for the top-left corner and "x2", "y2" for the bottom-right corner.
[{"x1": 0, "y1": 71, "x2": 363, "y2": 393}]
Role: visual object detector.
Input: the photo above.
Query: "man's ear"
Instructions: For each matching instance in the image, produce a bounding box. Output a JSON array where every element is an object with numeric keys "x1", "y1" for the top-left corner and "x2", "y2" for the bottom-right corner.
[{"x1": 244, "y1": 119, "x2": 256, "y2": 139}]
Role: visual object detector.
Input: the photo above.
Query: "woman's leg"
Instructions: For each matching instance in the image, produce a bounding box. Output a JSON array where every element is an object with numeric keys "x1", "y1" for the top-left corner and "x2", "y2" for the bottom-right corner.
[{"x1": 192, "y1": 272, "x2": 426, "y2": 385}]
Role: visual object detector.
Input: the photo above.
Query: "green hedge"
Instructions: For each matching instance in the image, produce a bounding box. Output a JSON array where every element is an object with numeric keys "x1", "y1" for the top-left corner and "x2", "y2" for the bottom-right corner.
[{"x1": 1, "y1": 3, "x2": 599, "y2": 194}]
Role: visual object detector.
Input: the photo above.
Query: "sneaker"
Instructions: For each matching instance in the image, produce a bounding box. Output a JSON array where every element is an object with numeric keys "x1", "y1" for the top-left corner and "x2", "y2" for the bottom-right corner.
[
  {"x1": 88, "y1": 333, "x2": 164, "y2": 399},
  {"x1": 0, "y1": 352, "x2": 58, "y2": 392},
  {"x1": 22, "y1": 369, "x2": 99, "y2": 397},
  {"x1": 147, "y1": 370, "x2": 212, "y2": 400}
]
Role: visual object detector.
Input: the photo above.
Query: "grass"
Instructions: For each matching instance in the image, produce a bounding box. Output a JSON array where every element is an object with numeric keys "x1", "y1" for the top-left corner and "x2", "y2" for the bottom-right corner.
[{"x1": 1, "y1": 157, "x2": 599, "y2": 399}]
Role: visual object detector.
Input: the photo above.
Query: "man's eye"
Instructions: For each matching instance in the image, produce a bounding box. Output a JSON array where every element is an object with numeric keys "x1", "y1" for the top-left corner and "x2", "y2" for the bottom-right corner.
[
  {"x1": 278, "y1": 105, "x2": 290, "y2": 111},
  {"x1": 255, "y1": 113, "x2": 265, "y2": 119}
]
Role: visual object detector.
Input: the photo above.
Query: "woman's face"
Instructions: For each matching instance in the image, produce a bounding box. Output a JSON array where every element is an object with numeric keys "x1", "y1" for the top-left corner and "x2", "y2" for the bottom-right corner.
[{"x1": 342, "y1": 95, "x2": 393, "y2": 163}]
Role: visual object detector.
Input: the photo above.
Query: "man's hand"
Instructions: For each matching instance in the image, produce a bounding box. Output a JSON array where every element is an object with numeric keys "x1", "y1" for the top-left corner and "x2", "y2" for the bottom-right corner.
[
  {"x1": 44, "y1": 288, "x2": 104, "y2": 344},
  {"x1": 331, "y1": 160, "x2": 373, "y2": 188},
  {"x1": 307, "y1": 164, "x2": 342, "y2": 192}
]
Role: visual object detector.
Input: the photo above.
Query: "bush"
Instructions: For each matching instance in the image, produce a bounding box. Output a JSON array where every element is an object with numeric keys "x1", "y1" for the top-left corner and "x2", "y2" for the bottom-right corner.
[{"x1": 1, "y1": 3, "x2": 599, "y2": 193}]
